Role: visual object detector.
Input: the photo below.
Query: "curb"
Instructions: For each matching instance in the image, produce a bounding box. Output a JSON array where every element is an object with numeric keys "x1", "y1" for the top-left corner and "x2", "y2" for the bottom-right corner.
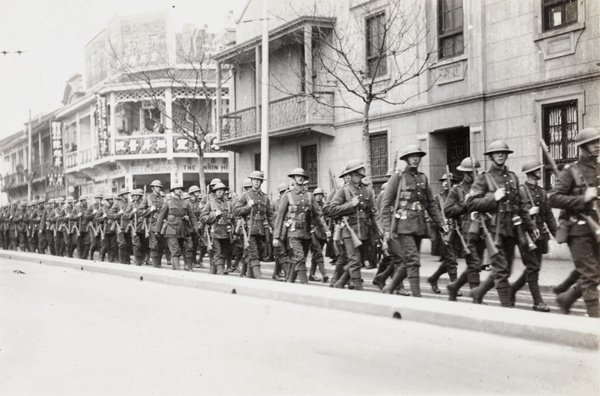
[{"x1": 2, "y1": 250, "x2": 598, "y2": 350}]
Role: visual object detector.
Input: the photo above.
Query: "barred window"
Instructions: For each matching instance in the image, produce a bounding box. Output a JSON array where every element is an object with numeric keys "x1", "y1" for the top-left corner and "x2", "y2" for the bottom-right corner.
[
  {"x1": 301, "y1": 144, "x2": 318, "y2": 190},
  {"x1": 439, "y1": 0, "x2": 464, "y2": 59},
  {"x1": 543, "y1": 0, "x2": 577, "y2": 31},
  {"x1": 366, "y1": 12, "x2": 387, "y2": 78},
  {"x1": 542, "y1": 101, "x2": 578, "y2": 187},
  {"x1": 370, "y1": 132, "x2": 388, "y2": 193}
]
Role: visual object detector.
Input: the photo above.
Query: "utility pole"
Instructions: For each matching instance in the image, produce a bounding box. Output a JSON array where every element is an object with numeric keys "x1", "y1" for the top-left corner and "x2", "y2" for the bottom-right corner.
[
  {"x1": 27, "y1": 109, "x2": 32, "y2": 201},
  {"x1": 260, "y1": 0, "x2": 269, "y2": 193}
]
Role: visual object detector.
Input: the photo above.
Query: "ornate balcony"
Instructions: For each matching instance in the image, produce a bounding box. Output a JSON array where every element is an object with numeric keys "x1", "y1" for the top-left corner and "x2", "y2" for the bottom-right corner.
[{"x1": 219, "y1": 93, "x2": 334, "y2": 149}]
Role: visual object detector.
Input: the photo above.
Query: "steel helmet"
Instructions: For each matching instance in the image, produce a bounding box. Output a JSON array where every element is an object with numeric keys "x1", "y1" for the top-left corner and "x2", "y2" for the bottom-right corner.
[
  {"x1": 188, "y1": 185, "x2": 201, "y2": 194},
  {"x1": 287, "y1": 167, "x2": 308, "y2": 179},
  {"x1": 19, "y1": 201, "x2": 26, "y2": 207},
  {"x1": 56, "y1": 197, "x2": 65, "y2": 203},
  {"x1": 170, "y1": 184, "x2": 184, "y2": 192},
  {"x1": 118, "y1": 190, "x2": 130, "y2": 196},
  {"x1": 313, "y1": 187, "x2": 324, "y2": 195},
  {"x1": 399, "y1": 145, "x2": 426, "y2": 161},
  {"x1": 79, "y1": 195, "x2": 87, "y2": 201},
  {"x1": 47, "y1": 198, "x2": 55, "y2": 205},
  {"x1": 456, "y1": 157, "x2": 481, "y2": 172},
  {"x1": 209, "y1": 178, "x2": 222, "y2": 186},
  {"x1": 29, "y1": 200, "x2": 37, "y2": 206},
  {"x1": 339, "y1": 159, "x2": 366, "y2": 178},
  {"x1": 242, "y1": 178, "x2": 252, "y2": 188},
  {"x1": 65, "y1": 196, "x2": 74, "y2": 203},
  {"x1": 94, "y1": 193, "x2": 104, "y2": 199},
  {"x1": 182, "y1": 192, "x2": 190, "y2": 199},
  {"x1": 248, "y1": 171, "x2": 265, "y2": 181},
  {"x1": 439, "y1": 173, "x2": 459, "y2": 182},
  {"x1": 484, "y1": 140, "x2": 513, "y2": 155},
  {"x1": 277, "y1": 183, "x2": 288, "y2": 193},
  {"x1": 104, "y1": 194, "x2": 114, "y2": 200},
  {"x1": 150, "y1": 180, "x2": 163, "y2": 188},
  {"x1": 212, "y1": 182, "x2": 227, "y2": 191},
  {"x1": 522, "y1": 159, "x2": 543, "y2": 174},
  {"x1": 575, "y1": 127, "x2": 600, "y2": 146},
  {"x1": 131, "y1": 189, "x2": 144, "y2": 196}
]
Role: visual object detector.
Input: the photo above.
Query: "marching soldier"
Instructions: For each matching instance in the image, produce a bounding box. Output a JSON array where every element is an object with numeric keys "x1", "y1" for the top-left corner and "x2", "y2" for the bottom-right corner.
[
  {"x1": 42, "y1": 198, "x2": 56, "y2": 255},
  {"x1": 25, "y1": 200, "x2": 38, "y2": 252},
  {"x1": 467, "y1": 141, "x2": 538, "y2": 307},
  {"x1": 140, "y1": 180, "x2": 166, "y2": 268},
  {"x1": 127, "y1": 189, "x2": 147, "y2": 266},
  {"x1": 155, "y1": 184, "x2": 199, "y2": 271},
  {"x1": 508, "y1": 160, "x2": 557, "y2": 311},
  {"x1": 445, "y1": 157, "x2": 485, "y2": 300},
  {"x1": 427, "y1": 173, "x2": 461, "y2": 294},
  {"x1": 188, "y1": 185, "x2": 205, "y2": 268},
  {"x1": 381, "y1": 147, "x2": 446, "y2": 297},
  {"x1": 200, "y1": 182, "x2": 234, "y2": 275},
  {"x1": 75, "y1": 195, "x2": 92, "y2": 259},
  {"x1": 63, "y1": 196, "x2": 78, "y2": 258},
  {"x1": 309, "y1": 187, "x2": 329, "y2": 283},
  {"x1": 52, "y1": 197, "x2": 65, "y2": 256},
  {"x1": 549, "y1": 127, "x2": 600, "y2": 317},
  {"x1": 110, "y1": 190, "x2": 131, "y2": 264},
  {"x1": 327, "y1": 160, "x2": 379, "y2": 291},
  {"x1": 233, "y1": 171, "x2": 275, "y2": 279},
  {"x1": 15, "y1": 202, "x2": 28, "y2": 251},
  {"x1": 35, "y1": 199, "x2": 47, "y2": 254},
  {"x1": 273, "y1": 168, "x2": 327, "y2": 284},
  {"x1": 96, "y1": 194, "x2": 117, "y2": 263},
  {"x1": 88, "y1": 193, "x2": 104, "y2": 260},
  {"x1": 271, "y1": 183, "x2": 291, "y2": 281}
]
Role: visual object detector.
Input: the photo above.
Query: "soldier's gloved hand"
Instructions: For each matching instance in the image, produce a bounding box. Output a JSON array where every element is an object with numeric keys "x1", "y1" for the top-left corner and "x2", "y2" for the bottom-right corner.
[
  {"x1": 150, "y1": 205, "x2": 156, "y2": 212},
  {"x1": 529, "y1": 206, "x2": 539, "y2": 216},
  {"x1": 272, "y1": 238, "x2": 281, "y2": 247},
  {"x1": 383, "y1": 231, "x2": 390, "y2": 242},
  {"x1": 584, "y1": 187, "x2": 598, "y2": 203},
  {"x1": 78, "y1": 212, "x2": 83, "y2": 217},
  {"x1": 326, "y1": 231, "x2": 331, "y2": 238},
  {"x1": 532, "y1": 229, "x2": 541, "y2": 240},
  {"x1": 215, "y1": 209, "x2": 222, "y2": 217},
  {"x1": 132, "y1": 208, "x2": 137, "y2": 213},
  {"x1": 248, "y1": 199, "x2": 255, "y2": 207},
  {"x1": 183, "y1": 215, "x2": 190, "y2": 221},
  {"x1": 119, "y1": 210, "x2": 124, "y2": 215},
  {"x1": 494, "y1": 188, "x2": 506, "y2": 201},
  {"x1": 351, "y1": 196, "x2": 360, "y2": 207},
  {"x1": 442, "y1": 225, "x2": 450, "y2": 234},
  {"x1": 93, "y1": 209, "x2": 98, "y2": 214},
  {"x1": 102, "y1": 213, "x2": 107, "y2": 218}
]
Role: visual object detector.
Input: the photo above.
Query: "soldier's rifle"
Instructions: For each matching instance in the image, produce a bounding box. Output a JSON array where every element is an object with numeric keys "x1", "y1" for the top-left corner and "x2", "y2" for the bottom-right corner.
[
  {"x1": 444, "y1": 165, "x2": 471, "y2": 255},
  {"x1": 541, "y1": 140, "x2": 600, "y2": 243},
  {"x1": 522, "y1": 182, "x2": 554, "y2": 241}
]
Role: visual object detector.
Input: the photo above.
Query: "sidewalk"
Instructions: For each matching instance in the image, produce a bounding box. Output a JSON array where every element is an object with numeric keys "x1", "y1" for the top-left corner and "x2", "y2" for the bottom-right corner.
[{"x1": 1, "y1": 249, "x2": 597, "y2": 350}]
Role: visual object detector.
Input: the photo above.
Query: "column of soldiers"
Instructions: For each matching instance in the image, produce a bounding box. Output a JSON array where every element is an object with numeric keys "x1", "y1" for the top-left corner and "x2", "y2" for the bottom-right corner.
[{"x1": 1, "y1": 127, "x2": 597, "y2": 318}]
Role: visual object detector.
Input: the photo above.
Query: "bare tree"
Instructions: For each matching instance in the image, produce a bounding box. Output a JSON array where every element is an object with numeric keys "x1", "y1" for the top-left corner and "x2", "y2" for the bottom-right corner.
[
  {"x1": 107, "y1": 26, "x2": 232, "y2": 195},
  {"x1": 269, "y1": 0, "x2": 437, "y2": 177}
]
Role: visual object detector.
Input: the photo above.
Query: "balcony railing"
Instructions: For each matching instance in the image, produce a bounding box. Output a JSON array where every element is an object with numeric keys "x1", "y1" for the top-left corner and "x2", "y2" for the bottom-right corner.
[{"x1": 219, "y1": 93, "x2": 334, "y2": 142}]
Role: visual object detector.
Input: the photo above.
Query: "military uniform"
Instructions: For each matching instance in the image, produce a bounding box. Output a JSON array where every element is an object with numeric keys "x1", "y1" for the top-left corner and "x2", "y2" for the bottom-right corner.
[
  {"x1": 549, "y1": 128, "x2": 600, "y2": 317},
  {"x1": 141, "y1": 186, "x2": 166, "y2": 267},
  {"x1": 309, "y1": 188, "x2": 329, "y2": 283},
  {"x1": 156, "y1": 186, "x2": 198, "y2": 271},
  {"x1": 200, "y1": 183, "x2": 234, "y2": 275},
  {"x1": 126, "y1": 190, "x2": 147, "y2": 266},
  {"x1": 87, "y1": 197, "x2": 103, "y2": 260},
  {"x1": 110, "y1": 193, "x2": 132, "y2": 264},
  {"x1": 95, "y1": 198, "x2": 118, "y2": 263}
]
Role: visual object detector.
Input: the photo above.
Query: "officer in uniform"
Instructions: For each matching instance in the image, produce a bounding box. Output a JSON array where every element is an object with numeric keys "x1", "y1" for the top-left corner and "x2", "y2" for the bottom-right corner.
[
  {"x1": 509, "y1": 159, "x2": 557, "y2": 311},
  {"x1": 156, "y1": 184, "x2": 199, "y2": 271},
  {"x1": 234, "y1": 178, "x2": 255, "y2": 277},
  {"x1": 200, "y1": 182, "x2": 234, "y2": 275},
  {"x1": 141, "y1": 180, "x2": 166, "y2": 268},
  {"x1": 309, "y1": 187, "x2": 329, "y2": 283},
  {"x1": 88, "y1": 193, "x2": 103, "y2": 260},
  {"x1": 467, "y1": 141, "x2": 538, "y2": 307},
  {"x1": 273, "y1": 169, "x2": 327, "y2": 284},
  {"x1": 380, "y1": 147, "x2": 446, "y2": 297},
  {"x1": 233, "y1": 171, "x2": 275, "y2": 279},
  {"x1": 427, "y1": 172, "x2": 461, "y2": 294},
  {"x1": 549, "y1": 127, "x2": 600, "y2": 317},
  {"x1": 327, "y1": 160, "x2": 379, "y2": 291},
  {"x1": 445, "y1": 157, "x2": 485, "y2": 300}
]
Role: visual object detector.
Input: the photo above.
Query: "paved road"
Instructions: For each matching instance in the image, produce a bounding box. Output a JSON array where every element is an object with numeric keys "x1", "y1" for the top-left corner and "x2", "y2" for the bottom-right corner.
[{"x1": 1, "y1": 259, "x2": 597, "y2": 395}]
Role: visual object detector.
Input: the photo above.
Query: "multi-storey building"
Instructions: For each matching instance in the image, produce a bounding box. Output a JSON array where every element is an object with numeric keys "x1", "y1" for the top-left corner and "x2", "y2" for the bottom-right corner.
[
  {"x1": 0, "y1": 10, "x2": 232, "y2": 204},
  {"x1": 214, "y1": 0, "x2": 599, "y2": 258}
]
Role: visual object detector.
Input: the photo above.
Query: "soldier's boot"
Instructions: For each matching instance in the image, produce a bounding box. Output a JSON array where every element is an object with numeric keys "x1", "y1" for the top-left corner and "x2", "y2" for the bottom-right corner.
[
  {"x1": 215, "y1": 264, "x2": 225, "y2": 275},
  {"x1": 240, "y1": 260, "x2": 248, "y2": 277},
  {"x1": 447, "y1": 271, "x2": 468, "y2": 302},
  {"x1": 272, "y1": 261, "x2": 284, "y2": 281},
  {"x1": 584, "y1": 299, "x2": 600, "y2": 318},
  {"x1": 288, "y1": 268, "x2": 298, "y2": 283},
  {"x1": 119, "y1": 250, "x2": 128, "y2": 264},
  {"x1": 100, "y1": 246, "x2": 107, "y2": 261},
  {"x1": 184, "y1": 257, "x2": 193, "y2": 272},
  {"x1": 82, "y1": 245, "x2": 90, "y2": 261},
  {"x1": 448, "y1": 270, "x2": 462, "y2": 296},
  {"x1": 135, "y1": 256, "x2": 143, "y2": 266},
  {"x1": 497, "y1": 287, "x2": 513, "y2": 307},
  {"x1": 381, "y1": 268, "x2": 402, "y2": 294},
  {"x1": 352, "y1": 278, "x2": 364, "y2": 291},
  {"x1": 152, "y1": 256, "x2": 161, "y2": 268},
  {"x1": 329, "y1": 266, "x2": 344, "y2": 287},
  {"x1": 427, "y1": 263, "x2": 446, "y2": 294},
  {"x1": 210, "y1": 263, "x2": 217, "y2": 274},
  {"x1": 509, "y1": 272, "x2": 527, "y2": 307},
  {"x1": 297, "y1": 270, "x2": 308, "y2": 285},
  {"x1": 396, "y1": 280, "x2": 411, "y2": 296},
  {"x1": 171, "y1": 256, "x2": 180, "y2": 271},
  {"x1": 333, "y1": 271, "x2": 351, "y2": 289},
  {"x1": 556, "y1": 286, "x2": 582, "y2": 314},
  {"x1": 408, "y1": 277, "x2": 422, "y2": 297},
  {"x1": 469, "y1": 275, "x2": 494, "y2": 304},
  {"x1": 251, "y1": 265, "x2": 262, "y2": 279},
  {"x1": 528, "y1": 281, "x2": 550, "y2": 312},
  {"x1": 552, "y1": 270, "x2": 580, "y2": 295},
  {"x1": 373, "y1": 264, "x2": 394, "y2": 290}
]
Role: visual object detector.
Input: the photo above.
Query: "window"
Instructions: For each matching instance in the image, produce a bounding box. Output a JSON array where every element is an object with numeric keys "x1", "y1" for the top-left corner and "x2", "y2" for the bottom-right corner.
[
  {"x1": 446, "y1": 127, "x2": 470, "y2": 175},
  {"x1": 543, "y1": 0, "x2": 577, "y2": 31},
  {"x1": 370, "y1": 132, "x2": 388, "y2": 193},
  {"x1": 301, "y1": 145, "x2": 318, "y2": 190},
  {"x1": 438, "y1": 0, "x2": 464, "y2": 59},
  {"x1": 254, "y1": 152, "x2": 261, "y2": 171},
  {"x1": 542, "y1": 101, "x2": 578, "y2": 187},
  {"x1": 366, "y1": 12, "x2": 387, "y2": 78}
]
